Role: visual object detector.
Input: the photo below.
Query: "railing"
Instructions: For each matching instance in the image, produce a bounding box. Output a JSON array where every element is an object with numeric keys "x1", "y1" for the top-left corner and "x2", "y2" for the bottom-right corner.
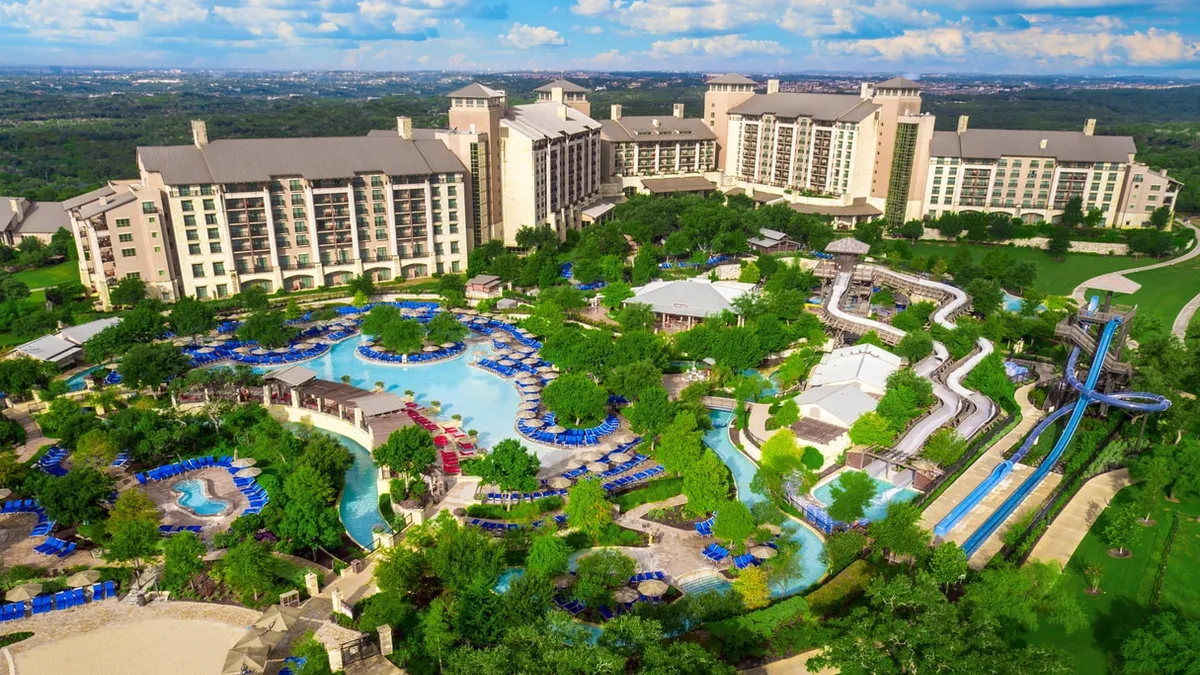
[{"x1": 915, "y1": 413, "x2": 1017, "y2": 510}]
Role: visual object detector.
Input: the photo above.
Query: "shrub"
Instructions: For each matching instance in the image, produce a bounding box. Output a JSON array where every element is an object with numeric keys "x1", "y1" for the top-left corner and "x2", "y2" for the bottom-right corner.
[
  {"x1": 804, "y1": 559, "x2": 874, "y2": 617},
  {"x1": 705, "y1": 595, "x2": 816, "y2": 662},
  {"x1": 612, "y1": 478, "x2": 684, "y2": 512}
]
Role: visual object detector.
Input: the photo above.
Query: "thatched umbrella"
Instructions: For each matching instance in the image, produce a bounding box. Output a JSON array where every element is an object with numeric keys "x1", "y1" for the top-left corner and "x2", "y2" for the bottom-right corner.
[
  {"x1": 519, "y1": 401, "x2": 539, "y2": 411},
  {"x1": 762, "y1": 523, "x2": 783, "y2": 535},
  {"x1": 222, "y1": 646, "x2": 269, "y2": 675},
  {"x1": 441, "y1": 342, "x2": 457, "y2": 349},
  {"x1": 517, "y1": 411, "x2": 537, "y2": 420},
  {"x1": 66, "y1": 570, "x2": 101, "y2": 588},
  {"x1": 546, "y1": 425, "x2": 566, "y2": 434},
  {"x1": 461, "y1": 308, "x2": 478, "y2": 315},
  {"x1": 0, "y1": 488, "x2": 11, "y2": 501},
  {"x1": 638, "y1": 579, "x2": 669, "y2": 597},
  {"x1": 235, "y1": 467, "x2": 262, "y2": 478},
  {"x1": 516, "y1": 374, "x2": 537, "y2": 383},
  {"x1": 498, "y1": 359, "x2": 516, "y2": 367},
  {"x1": 231, "y1": 458, "x2": 257, "y2": 468},
  {"x1": 608, "y1": 452, "x2": 632, "y2": 464},
  {"x1": 493, "y1": 335, "x2": 510, "y2": 343},
  {"x1": 548, "y1": 476, "x2": 572, "y2": 489},
  {"x1": 6, "y1": 583, "x2": 41, "y2": 602},
  {"x1": 536, "y1": 366, "x2": 554, "y2": 373},
  {"x1": 577, "y1": 451, "x2": 603, "y2": 462},
  {"x1": 523, "y1": 394, "x2": 541, "y2": 402},
  {"x1": 526, "y1": 419, "x2": 545, "y2": 428},
  {"x1": 542, "y1": 372, "x2": 559, "y2": 381},
  {"x1": 553, "y1": 574, "x2": 576, "y2": 589},
  {"x1": 586, "y1": 462, "x2": 608, "y2": 473},
  {"x1": 613, "y1": 587, "x2": 640, "y2": 604},
  {"x1": 750, "y1": 546, "x2": 778, "y2": 560},
  {"x1": 196, "y1": 347, "x2": 215, "y2": 354},
  {"x1": 565, "y1": 459, "x2": 584, "y2": 470},
  {"x1": 253, "y1": 604, "x2": 303, "y2": 632},
  {"x1": 521, "y1": 356, "x2": 540, "y2": 365},
  {"x1": 423, "y1": 345, "x2": 438, "y2": 353},
  {"x1": 517, "y1": 345, "x2": 537, "y2": 354}
]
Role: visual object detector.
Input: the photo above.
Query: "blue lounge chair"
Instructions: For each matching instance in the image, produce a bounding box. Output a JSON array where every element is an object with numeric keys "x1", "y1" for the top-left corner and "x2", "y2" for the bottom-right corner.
[{"x1": 103, "y1": 581, "x2": 116, "y2": 598}]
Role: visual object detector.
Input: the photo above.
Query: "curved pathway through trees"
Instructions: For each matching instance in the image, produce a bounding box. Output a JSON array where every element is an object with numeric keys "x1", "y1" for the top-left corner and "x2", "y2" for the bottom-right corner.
[{"x1": 1069, "y1": 223, "x2": 1200, "y2": 310}]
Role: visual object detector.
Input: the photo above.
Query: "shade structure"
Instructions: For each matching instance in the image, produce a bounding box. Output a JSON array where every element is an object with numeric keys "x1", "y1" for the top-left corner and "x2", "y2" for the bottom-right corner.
[
  {"x1": 196, "y1": 347, "x2": 215, "y2": 354},
  {"x1": 517, "y1": 345, "x2": 537, "y2": 354},
  {"x1": 565, "y1": 459, "x2": 584, "y2": 470},
  {"x1": 553, "y1": 574, "x2": 577, "y2": 589},
  {"x1": 542, "y1": 372, "x2": 559, "y2": 381},
  {"x1": 6, "y1": 583, "x2": 41, "y2": 602},
  {"x1": 608, "y1": 452, "x2": 632, "y2": 463},
  {"x1": 231, "y1": 458, "x2": 257, "y2": 468},
  {"x1": 498, "y1": 359, "x2": 516, "y2": 367},
  {"x1": 493, "y1": 335, "x2": 510, "y2": 343},
  {"x1": 521, "y1": 357, "x2": 540, "y2": 365},
  {"x1": 423, "y1": 345, "x2": 438, "y2": 352},
  {"x1": 517, "y1": 411, "x2": 537, "y2": 420},
  {"x1": 250, "y1": 349, "x2": 267, "y2": 356},
  {"x1": 0, "y1": 488, "x2": 10, "y2": 501},
  {"x1": 762, "y1": 523, "x2": 783, "y2": 535},
  {"x1": 638, "y1": 579, "x2": 669, "y2": 597},
  {"x1": 66, "y1": 570, "x2": 101, "y2": 588},
  {"x1": 577, "y1": 451, "x2": 603, "y2": 462},
  {"x1": 611, "y1": 431, "x2": 635, "y2": 443},
  {"x1": 548, "y1": 476, "x2": 572, "y2": 489},
  {"x1": 750, "y1": 546, "x2": 778, "y2": 560},
  {"x1": 536, "y1": 366, "x2": 554, "y2": 373},
  {"x1": 518, "y1": 401, "x2": 539, "y2": 411},
  {"x1": 253, "y1": 604, "x2": 303, "y2": 632},
  {"x1": 516, "y1": 374, "x2": 537, "y2": 383},
  {"x1": 441, "y1": 342, "x2": 456, "y2": 349},
  {"x1": 523, "y1": 394, "x2": 541, "y2": 402},
  {"x1": 613, "y1": 587, "x2": 640, "y2": 604},
  {"x1": 235, "y1": 627, "x2": 284, "y2": 650},
  {"x1": 461, "y1": 308, "x2": 478, "y2": 315},
  {"x1": 521, "y1": 384, "x2": 542, "y2": 393},
  {"x1": 546, "y1": 425, "x2": 566, "y2": 434},
  {"x1": 586, "y1": 462, "x2": 608, "y2": 473},
  {"x1": 493, "y1": 345, "x2": 511, "y2": 354},
  {"x1": 271, "y1": 348, "x2": 289, "y2": 354},
  {"x1": 235, "y1": 467, "x2": 262, "y2": 478},
  {"x1": 234, "y1": 347, "x2": 252, "y2": 354},
  {"x1": 222, "y1": 646, "x2": 269, "y2": 675},
  {"x1": 525, "y1": 419, "x2": 545, "y2": 428}
]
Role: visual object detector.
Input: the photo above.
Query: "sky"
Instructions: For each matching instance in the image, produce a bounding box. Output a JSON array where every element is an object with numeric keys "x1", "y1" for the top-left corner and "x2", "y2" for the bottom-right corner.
[{"x1": 1, "y1": 0, "x2": 1197, "y2": 75}]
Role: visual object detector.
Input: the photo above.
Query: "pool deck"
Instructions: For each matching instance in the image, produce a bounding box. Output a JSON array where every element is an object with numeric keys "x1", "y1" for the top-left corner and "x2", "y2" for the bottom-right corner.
[
  {"x1": 611, "y1": 495, "x2": 724, "y2": 580},
  {"x1": 0, "y1": 512, "x2": 93, "y2": 568},
  {"x1": 138, "y1": 467, "x2": 250, "y2": 537}
]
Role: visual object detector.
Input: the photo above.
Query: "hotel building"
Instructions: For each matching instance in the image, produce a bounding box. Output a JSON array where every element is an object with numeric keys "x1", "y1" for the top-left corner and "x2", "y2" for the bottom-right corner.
[{"x1": 600, "y1": 103, "x2": 717, "y2": 195}]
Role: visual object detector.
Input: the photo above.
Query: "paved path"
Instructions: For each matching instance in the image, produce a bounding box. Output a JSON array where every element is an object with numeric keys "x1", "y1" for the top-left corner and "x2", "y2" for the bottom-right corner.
[
  {"x1": 740, "y1": 650, "x2": 836, "y2": 675},
  {"x1": 1070, "y1": 223, "x2": 1200, "y2": 304},
  {"x1": 611, "y1": 495, "x2": 716, "y2": 579},
  {"x1": 1172, "y1": 291, "x2": 1200, "y2": 339},
  {"x1": 1028, "y1": 468, "x2": 1133, "y2": 567},
  {"x1": 4, "y1": 408, "x2": 56, "y2": 462}
]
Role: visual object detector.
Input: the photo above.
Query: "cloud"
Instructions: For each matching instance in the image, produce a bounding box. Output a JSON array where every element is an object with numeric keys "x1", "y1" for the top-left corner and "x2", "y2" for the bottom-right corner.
[
  {"x1": 582, "y1": 48, "x2": 631, "y2": 66},
  {"x1": 778, "y1": 0, "x2": 940, "y2": 38},
  {"x1": 448, "y1": 53, "x2": 467, "y2": 66},
  {"x1": 498, "y1": 22, "x2": 566, "y2": 48},
  {"x1": 571, "y1": 0, "x2": 614, "y2": 16},
  {"x1": 649, "y1": 34, "x2": 788, "y2": 58}
]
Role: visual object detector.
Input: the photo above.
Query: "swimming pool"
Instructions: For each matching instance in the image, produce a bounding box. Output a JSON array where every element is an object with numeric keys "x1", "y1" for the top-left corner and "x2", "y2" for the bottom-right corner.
[
  {"x1": 172, "y1": 478, "x2": 230, "y2": 516},
  {"x1": 494, "y1": 567, "x2": 525, "y2": 594},
  {"x1": 65, "y1": 367, "x2": 101, "y2": 392},
  {"x1": 322, "y1": 428, "x2": 389, "y2": 550},
  {"x1": 703, "y1": 410, "x2": 827, "y2": 597},
  {"x1": 1002, "y1": 290, "x2": 1047, "y2": 314},
  {"x1": 811, "y1": 469, "x2": 920, "y2": 523}
]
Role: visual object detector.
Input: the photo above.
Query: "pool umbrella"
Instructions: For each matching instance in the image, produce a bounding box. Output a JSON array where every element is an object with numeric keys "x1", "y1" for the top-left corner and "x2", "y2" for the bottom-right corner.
[
  {"x1": 517, "y1": 345, "x2": 536, "y2": 354},
  {"x1": 586, "y1": 462, "x2": 608, "y2": 473},
  {"x1": 0, "y1": 489, "x2": 10, "y2": 501},
  {"x1": 614, "y1": 587, "x2": 640, "y2": 604},
  {"x1": 235, "y1": 467, "x2": 262, "y2": 478},
  {"x1": 565, "y1": 459, "x2": 584, "y2": 470},
  {"x1": 577, "y1": 451, "x2": 603, "y2": 462},
  {"x1": 441, "y1": 342, "x2": 457, "y2": 349},
  {"x1": 6, "y1": 583, "x2": 41, "y2": 602},
  {"x1": 493, "y1": 335, "x2": 510, "y2": 343},
  {"x1": 518, "y1": 411, "x2": 537, "y2": 419},
  {"x1": 522, "y1": 384, "x2": 542, "y2": 392},
  {"x1": 423, "y1": 345, "x2": 438, "y2": 352},
  {"x1": 516, "y1": 374, "x2": 537, "y2": 383},
  {"x1": 751, "y1": 546, "x2": 777, "y2": 560},
  {"x1": 522, "y1": 356, "x2": 540, "y2": 364},
  {"x1": 250, "y1": 349, "x2": 267, "y2": 356},
  {"x1": 253, "y1": 605, "x2": 302, "y2": 632},
  {"x1": 235, "y1": 626, "x2": 284, "y2": 650},
  {"x1": 553, "y1": 574, "x2": 576, "y2": 589},
  {"x1": 498, "y1": 359, "x2": 515, "y2": 366},
  {"x1": 222, "y1": 646, "x2": 269, "y2": 675},
  {"x1": 526, "y1": 419, "x2": 545, "y2": 428},
  {"x1": 519, "y1": 402, "x2": 539, "y2": 411},
  {"x1": 66, "y1": 570, "x2": 101, "y2": 588},
  {"x1": 271, "y1": 348, "x2": 289, "y2": 354},
  {"x1": 234, "y1": 347, "x2": 252, "y2": 354},
  {"x1": 762, "y1": 523, "x2": 783, "y2": 535},
  {"x1": 548, "y1": 476, "x2": 572, "y2": 489},
  {"x1": 638, "y1": 579, "x2": 668, "y2": 597},
  {"x1": 196, "y1": 347, "x2": 215, "y2": 354},
  {"x1": 542, "y1": 372, "x2": 559, "y2": 381},
  {"x1": 493, "y1": 346, "x2": 511, "y2": 354},
  {"x1": 546, "y1": 425, "x2": 566, "y2": 434},
  {"x1": 461, "y1": 308, "x2": 478, "y2": 315},
  {"x1": 232, "y1": 458, "x2": 257, "y2": 468},
  {"x1": 611, "y1": 431, "x2": 635, "y2": 443},
  {"x1": 536, "y1": 366, "x2": 554, "y2": 373},
  {"x1": 608, "y1": 452, "x2": 632, "y2": 463},
  {"x1": 523, "y1": 393, "x2": 541, "y2": 401}
]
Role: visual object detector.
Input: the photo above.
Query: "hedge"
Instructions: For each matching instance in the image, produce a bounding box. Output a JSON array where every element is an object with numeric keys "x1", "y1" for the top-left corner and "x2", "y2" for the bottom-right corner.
[
  {"x1": 612, "y1": 477, "x2": 684, "y2": 512},
  {"x1": 804, "y1": 559, "x2": 875, "y2": 617},
  {"x1": 705, "y1": 595, "x2": 816, "y2": 661}
]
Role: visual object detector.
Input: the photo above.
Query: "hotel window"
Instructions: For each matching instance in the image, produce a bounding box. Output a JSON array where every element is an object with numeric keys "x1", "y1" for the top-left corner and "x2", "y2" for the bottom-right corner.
[
  {"x1": 125, "y1": 271, "x2": 140, "y2": 279},
  {"x1": 188, "y1": 244, "x2": 202, "y2": 255},
  {"x1": 372, "y1": 189, "x2": 384, "y2": 201},
  {"x1": 291, "y1": 194, "x2": 304, "y2": 206},
  {"x1": 192, "y1": 264, "x2": 205, "y2": 278},
  {"x1": 374, "y1": 215, "x2": 386, "y2": 228},
  {"x1": 289, "y1": 179, "x2": 302, "y2": 191},
  {"x1": 186, "y1": 229, "x2": 199, "y2": 241},
  {"x1": 203, "y1": 199, "x2": 215, "y2": 211},
  {"x1": 154, "y1": 246, "x2": 161, "y2": 253},
  {"x1": 451, "y1": 261, "x2": 460, "y2": 273},
  {"x1": 116, "y1": 218, "x2": 131, "y2": 228},
  {"x1": 297, "y1": 236, "x2": 308, "y2": 247},
  {"x1": 196, "y1": 287, "x2": 208, "y2": 300},
  {"x1": 184, "y1": 215, "x2": 196, "y2": 227},
  {"x1": 436, "y1": 262, "x2": 444, "y2": 274},
  {"x1": 213, "y1": 262, "x2": 225, "y2": 276},
  {"x1": 181, "y1": 200, "x2": 194, "y2": 212},
  {"x1": 207, "y1": 227, "x2": 219, "y2": 239},
  {"x1": 371, "y1": 176, "x2": 382, "y2": 187},
  {"x1": 210, "y1": 243, "x2": 222, "y2": 254},
  {"x1": 376, "y1": 247, "x2": 387, "y2": 259},
  {"x1": 121, "y1": 248, "x2": 137, "y2": 257},
  {"x1": 292, "y1": 208, "x2": 305, "y2": 220},
  {"x1": 375, "y1": 228, "x2": 386, "y2": 240},
  {"x1": 141, "y1": 202, "x2": 156, "y2": 214},
  {"x1": 216, "y1": 284, "x2": 228, "y2": 298},
  {"x1": 158, "y1": 269, "x2": 166, "y2": 277},
  {"x1": 450, "y1": 241, "x2": 459, "y2": 254},
  {"x1": 205, "y1": 214, "x2": 218, "y2": 225},
  {"x1": 434, "y1": 243, "x2": 443, "y2": 255},
  {"x1": 118, "y1": 233, "x2": 133, "y2": 243}
]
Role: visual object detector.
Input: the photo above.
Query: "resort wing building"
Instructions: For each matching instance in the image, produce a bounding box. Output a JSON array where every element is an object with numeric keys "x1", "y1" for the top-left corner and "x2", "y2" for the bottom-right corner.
[
  {"x1": 0, "y1": 197, "x2": 69, "y2": 246},
  {"x1": 600, "y1": 104, "x2": 717, "y2": 195}
]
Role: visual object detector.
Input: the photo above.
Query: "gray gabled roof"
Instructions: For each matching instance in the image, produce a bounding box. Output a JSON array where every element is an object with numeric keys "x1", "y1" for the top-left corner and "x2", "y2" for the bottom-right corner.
[
  {"x1": 729, "y1": 93, "x2": 879, "y2": 123},
  {"x1": 600, "y1": 116, "x2": 716, "y2": 143},
  {"x1": 930, "y1": 129, "x2": 1136, "y2": 164},
  {"x1": 351, "y1": 392, "x2": 407, "y2": 418},
  {"x1": 0, "y1": 198, "x2": 69, "y2": 235},
  {"x1": 447, "y1": 82, "x2": 504, "y2": 98},
  {"x1": 826, "y1": 238, "x2": 871, "y2": 254},
  {"x1": 14, "y1": 335, "x2": 80, "y2": 363},
  {"x1": 876, "y1": 76, "x2": 922, "y2": 90},
  {"x1": 58, "y1": 317, "x2": 122, "y2": 345},
  {"x1": 707, "y1": 74, "x2": 757, "y2": 85},
  {"x1": 502, "y1": 103, "x2": 600, "y2": 141},
  {"x1": 265, "y1": 364, "x2": 317, "y2": 388},
  {"x1": 77, "y1": 191, "x2": 136, "y2": 220},
  {"x1": 626, "y1": 279, "x2": 755, "y2": 318},
  {"x1": 535, "y1": 79, "x2": 588, "y2": 93},
  {"x1": 138, "y1": 136, "x2": 467, "y2": 185},
  {"x1": 62, "y1": 185, "x2": 116, "y2": 211},
  {"x1": 748, "y1": 228, "x2": 792, "y2": 248},
  {"x1": 795, "y1": 382, "x2": 879, "y2": 427}
]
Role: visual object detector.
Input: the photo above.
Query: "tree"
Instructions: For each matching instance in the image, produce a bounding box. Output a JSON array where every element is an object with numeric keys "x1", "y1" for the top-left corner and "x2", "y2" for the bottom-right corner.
[
  {"x1": 600, "y1": 282, "x2": 633, "y2": 310},
  {"x1": 525, "y1": 534, "x2": 571, "y2": 579},
  {"x1": 573, "y1": 549, "x2": 636, "y2": 609},
  {"x1": 1157, "y1": 441, "x2": 1200, "y2": 501},
  {"x1": 37, "y1": 467, "x2": 113, "y2": 526},
  {"x1": 542, "y1": 373, "x2": 608, "y2": 426},
  {"x1": 1121, "y1": 612, "x2": 1200, "y2": 675},
  {"x1": 422, "y1": 597, "x2": 456, "y2": 673},
  {"x1": 964, "y1": 561, "x2": 1086, "y2": 635},
  {"x1": 604, "y1": 360, "x2": 662, "y2": 400},
  {"x1": 278, "y1": 465, "x2": 342, "y2": 552},
  {"x1": 106, "y1": 519, "x2": 160, "y2": 571},
  {"x1": 773, "y1": 399, "x2": 800, "y2": 428},
  {"x1": 374, "y1": 546, "x2": 431, "y2": 597},
  {"x1": 222, "y1": 538, "x2": 275, "y2": 602},
  {"x1": 1133, "y1": 456, "x2": 1171, "y2": 524},
  {"x1": 426, "y1": 512, "x2": 506, "y2": 593},
  {"x1": 0, "y1": 357, "x2": 55, "y2": 398},
  {"x1": 118, "y1": 343, "x2": 191, "y2": 391},
  {"x1": 826, "y1": 470, "x2": 878, "y2": 523},
  {"x1": 683, "y1": 450, "x2": 732, "y2": 517},
  {"x1": 1083, "y1": 563, "x2": 1104, "y2": 595},
  {"x1": 922, "y1": 429, "x2": 968, "y2": 467},
  {"x1": 624, "y1": 386, "x2": 675, "y2": 439},
  {"x1": 1104, "y1": 504, "x2": 1140, "y2": 556},
  {"x1": 284, "y1": 298, "x2": 304, "y2": 320},
  {"x1": 966, "y1": 278, "x2": 1004, "y2": 318},
  {"x1": 1061, "y1": 196, "x2": 1085, "y2": 227},
  {"x1": 110, "y1": 275, "x2": 147, "y2": 307},
  {"x1": 655, "y1": 411, "x2": 704, "y2": 471},
  {"x1": 928, "y1": 541, "x2": 968, "y2": 589},
  {"x1": 1047, "y1": 226, "x2": 1072, "y2": 259},
  {"x1": 614, "y1": 303, "x2": 656, "y2": 332},
  {"x1": 867, "y1": 501, "x2": 930, "y2": 561},
  {"x1": 732, "y1": 565, "x2": 770, "y2": 610},
  {"x1": 425, "y1": 312, "x2": 469, "y2": 345},
  {"x1": 237, "y1": 285, "x2": 270, "y2": 311},
  {"x1": 738, "y1": 261, "x2": 760, "y2": 284},
  {"x1": 170, "y1": 296, "x2": 215, "y2": 341},
  {"x1": 73, "y1": 428, "x2": 120, "y2": 468},
  {"x1": 565, "y1": 479, "x2": 612, "y2": 545},
  {"x1": 711, "y1": 499, "x2": 755, "y2": 551},
  {"x1": 162, "y1": 531, "x2": 207, "y2": 592},
  {"x1": 107, "y1": 488, "x2": 159, "y2": 530},
  {"x1": 849, "y1": 411, "x2": 896, "y2": 448},
  {"x1": 821, "y1": 531, "x2": 867, "y2": 575},
  {"x1": 1148, "y1": 205, "x2": 1173, "y2": 230},
  {"x1": 476, "y1": 439, "x2": 540, "y2": 507},
  {"x1": 895, "y1": 330, "x2": 934, "y2": 362},
  {"x1": 236, "y1": 310, "x2": 298, "y2": 348},
  {"x1": 374, "y1": 426, "x2": 437, "y2": 481},
  {"x1": 872, "y1": 286, "x2": 896, "y2": 308},
  {"x1": 898, "y1": 219, "x2": 924, "y2": 242},
  {"x1": 753, "y1": 429, "x2": 815, "y2": 500}
]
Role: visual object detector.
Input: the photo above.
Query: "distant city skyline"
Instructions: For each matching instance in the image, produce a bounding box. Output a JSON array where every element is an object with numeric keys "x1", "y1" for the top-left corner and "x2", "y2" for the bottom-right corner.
[{"x1": 2, "y1": 0, "x2": 1196, "y2": 75}]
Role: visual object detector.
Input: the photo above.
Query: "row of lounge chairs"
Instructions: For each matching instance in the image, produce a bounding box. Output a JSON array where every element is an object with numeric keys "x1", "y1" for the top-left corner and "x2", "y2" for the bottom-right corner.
[
  {"x1": 232, "y1": 472, "x2": 269, "y2": 516},
  {"x1": 136, "y1": 455, "x2": 233, "y2": 484},
  {"x1": 478, "y1": 358, "x2": 518, "y2": 378},
  {"x1": 658, "y1": 254, "x2": 732, "y2": 270},
  {"x1": 37, "y1": 447, "x2": 68, "y2": 477},
  {"x1": 159, "y1": 525, "x2": 202, "y2": 535},
  {"x1": 701, "y1": 543, "x2": 730, "y2": 562},
  {"x1": 3, "y1": 582, "x2": 116, "y2": 621},
  {"x1": 733, "y1": 553, "x2": 761, "y2": 570},
  {"x1": 3, "y1": 500, "x2": 55, "y2": 537},
  {"x1": 358, "y1": 341, "x2": 465, "y2": 364},
  {"x1": 467, "y1": 513, "x2": 567, "y2": 534},
  {"x1": 34, "y1": 537, "x2": 75, "y2": 557},
  {"x1": 598, "y1": 454, "x2": 650, "y2": 478},
  {"x1": 629, "y1": 571, "x2": 667, "y2": 584},
  {"x1": 601, "y1": 465, "x2": 665, "y2": 492},
  {"x1": 554, "y1": 596, "x2": 585, "y2": 615},
  {"x1": 483, "y1": 489, "x2": 568, "y2": 504},
  {"x1": 111, "y1": 452, "x2": 131, "y2": 468},
  {"x1": 227, "y1": 343, "x2": 330, "y2": 366}
]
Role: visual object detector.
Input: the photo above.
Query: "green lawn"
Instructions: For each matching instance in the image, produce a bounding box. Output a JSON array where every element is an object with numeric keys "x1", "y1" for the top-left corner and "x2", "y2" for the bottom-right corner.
[
  {"x1": 12, "y1": 260, "x2": 79, "y2": 289},
  {"x1": 1024, "y1": 484, "x2": 1198, "y2": 673},
  {"x1": 906, "y1": 242, "x2": 1153, "y2": 297},
  {"x1": 1086, "y1": 255, "x2": 1200, "y2": 333}
]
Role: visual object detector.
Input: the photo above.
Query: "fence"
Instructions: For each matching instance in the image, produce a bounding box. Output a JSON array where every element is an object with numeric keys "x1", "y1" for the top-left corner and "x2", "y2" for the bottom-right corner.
[{"x1": 786, "y1": 494, "x2": 836, "y2": 534}]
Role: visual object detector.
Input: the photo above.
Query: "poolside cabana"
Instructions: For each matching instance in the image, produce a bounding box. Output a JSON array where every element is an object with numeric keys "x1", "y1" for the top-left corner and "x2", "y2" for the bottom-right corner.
[{"x1": 262, "y1": 365, "x2": 317, "y2": 407}]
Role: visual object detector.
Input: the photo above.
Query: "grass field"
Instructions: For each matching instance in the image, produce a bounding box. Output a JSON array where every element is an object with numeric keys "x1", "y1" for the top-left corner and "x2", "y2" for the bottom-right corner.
[
  {"x1": 1086, "y1": 254, "x2": 1200, "y2": 334},
  {"x1": 1025, "y1": 484, "x2": 1200, "y2": 673},
  {"x1": 906, "y1": 242, "x2": 1154, "y2": 297},
  {"x1": 11, "y1": 260, "x2": 79, "y2": 289}
]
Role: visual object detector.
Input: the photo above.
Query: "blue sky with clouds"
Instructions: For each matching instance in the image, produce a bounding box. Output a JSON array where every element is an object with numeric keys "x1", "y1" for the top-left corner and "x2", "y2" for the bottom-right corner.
[{"x1": 1, "y1": 0, "x2": 1196, "y2": 74}]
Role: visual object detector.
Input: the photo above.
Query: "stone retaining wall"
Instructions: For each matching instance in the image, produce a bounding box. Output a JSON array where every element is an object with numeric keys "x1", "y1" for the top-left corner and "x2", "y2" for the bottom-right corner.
[{"x1": 910, "y1": 231, "x2": 1129, "y2": 255}]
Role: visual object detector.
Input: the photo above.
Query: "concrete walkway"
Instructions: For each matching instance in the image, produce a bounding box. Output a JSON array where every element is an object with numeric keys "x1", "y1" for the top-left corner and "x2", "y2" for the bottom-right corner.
[
  {"x1": 1070, "y1": 223, "x2": 1200, "y2": 304},
  {"x1": 1173, "y1": 291, "x2": 1200, "y2": 339},
  {"x1": 740, "y1": 649, "x2": 836, "y2": 675},
  {"x1": 1028, "y1": 468, "x2": 1133, "y2": 567},
  {"x1": 4, "y1": 408, "x2": 56, "y2": 462},
  {"x1": 611, "y1": 495, "x2": 716, "y2": 579}
]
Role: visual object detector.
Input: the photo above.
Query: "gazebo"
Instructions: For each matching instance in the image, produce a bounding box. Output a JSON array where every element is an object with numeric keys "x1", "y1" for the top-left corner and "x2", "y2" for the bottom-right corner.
[{"x1": 825, "y1": 237, "x2": 871, "y2": 272}]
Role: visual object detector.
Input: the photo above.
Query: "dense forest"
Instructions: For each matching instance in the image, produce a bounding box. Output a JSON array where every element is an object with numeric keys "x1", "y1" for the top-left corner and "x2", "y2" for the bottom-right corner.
[{"x1": 1, "y1": 83, "x2": 1196, "y2": 211}]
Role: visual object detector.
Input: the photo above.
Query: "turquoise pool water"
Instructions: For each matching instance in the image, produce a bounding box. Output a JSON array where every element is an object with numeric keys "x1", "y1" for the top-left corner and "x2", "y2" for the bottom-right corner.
[
  {"x1": 323, "y1": 428, "x2": 389, "y2": 550},
  {"x1": 703, "y1": 410, "x2": 827, "y2": 597},
  {"x1": 65, "y1": 367, "x2": 100, "y2": 392},
  {"x1": 172, "y1": 478, "x2": 230, "y2": 516},
  {"x1": 1002, "y1": 290, "x2": 1047, "y2": 313},
  {"x1": 812, "y1": 470, "x2": 920, "y2": 523},
  {"x1": 494, "y1": 567, "x2": 525, "y2": 593}
]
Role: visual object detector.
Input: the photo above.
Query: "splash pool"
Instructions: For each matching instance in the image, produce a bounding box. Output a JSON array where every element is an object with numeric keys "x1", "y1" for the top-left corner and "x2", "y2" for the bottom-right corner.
[
  {"x1": 493, "y1": 567, "x2": 525, "y2": 594},
  {"x1": 172, "y1": 478, "x2": 230, "y2": 516},
  {"x1": 812, "y1": 469, "x2": 920, "y2": 523}
]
